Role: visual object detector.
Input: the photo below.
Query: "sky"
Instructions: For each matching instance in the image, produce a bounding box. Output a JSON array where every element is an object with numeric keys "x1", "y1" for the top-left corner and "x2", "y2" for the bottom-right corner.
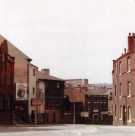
[{"x1": 0, "y1": 0, "x2": 135, "y2": 83}]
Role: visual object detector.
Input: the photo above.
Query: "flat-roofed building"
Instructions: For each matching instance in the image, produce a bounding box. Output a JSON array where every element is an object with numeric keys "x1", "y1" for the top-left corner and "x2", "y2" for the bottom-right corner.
[{"x1": 85, "y1": 84, "x2": 113, "y2": 124}]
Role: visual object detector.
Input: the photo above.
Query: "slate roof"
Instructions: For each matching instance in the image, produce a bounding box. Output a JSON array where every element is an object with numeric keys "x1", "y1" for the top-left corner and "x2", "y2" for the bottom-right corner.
[{"x1": 37, "y1": 71, "x2": 64, "y2": 81}]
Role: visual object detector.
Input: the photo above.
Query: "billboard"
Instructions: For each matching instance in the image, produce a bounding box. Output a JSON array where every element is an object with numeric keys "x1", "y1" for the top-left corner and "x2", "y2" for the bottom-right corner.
[{"x1": 16, "y1": 83, "x2": 28, "y2": 100}]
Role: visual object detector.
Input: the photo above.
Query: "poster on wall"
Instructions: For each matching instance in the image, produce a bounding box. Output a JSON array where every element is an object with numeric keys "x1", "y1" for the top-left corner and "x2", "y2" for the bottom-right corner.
[{"x1": 16, "y1": 83, "x2": 28, "y2": 100}]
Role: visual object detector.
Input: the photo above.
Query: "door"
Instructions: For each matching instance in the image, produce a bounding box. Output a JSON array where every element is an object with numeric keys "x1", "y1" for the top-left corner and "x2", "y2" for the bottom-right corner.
[{"x1": 123, "y1": 106, "x2": 127, "y2": 125}]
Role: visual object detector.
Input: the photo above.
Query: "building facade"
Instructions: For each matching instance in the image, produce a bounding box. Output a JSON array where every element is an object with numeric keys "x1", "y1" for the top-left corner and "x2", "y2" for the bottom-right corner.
[
  {"x1": 0, "y1": 40, "x2": 15, "y2": 124},
  {"x1": 37, "y1": 69, "x2": 65, "y2": 124},
  {"x1": 0, "y1": 35, "x2": 37, "y2": 123},
  {"x1": 63, "y1": 79, "x2": 88, "y2": 124},
  {"x1": 113, "y1": 33, "x2": 135, "y2": 125},
  {"x1": 85, "y1": 84, "x2": 113, "y2": 124}
]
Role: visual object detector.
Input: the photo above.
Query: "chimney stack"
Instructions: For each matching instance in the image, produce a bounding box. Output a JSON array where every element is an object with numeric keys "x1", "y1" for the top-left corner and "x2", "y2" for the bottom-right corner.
[
  {"x1": 41, "y1": 68, "x2": 50, "y2": 75},
  {"x1": 128, "y1": 33, "x2": 135, "y2": 53}
]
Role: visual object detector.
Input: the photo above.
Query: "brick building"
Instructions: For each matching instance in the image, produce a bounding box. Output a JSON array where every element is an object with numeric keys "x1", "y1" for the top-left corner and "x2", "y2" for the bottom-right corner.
[
  {"x1": 63, "y1": 79, "x2": 88, "y2": 124},
  {"x1": 85, "y1": 84, "x2": 113, "y2": 124},
  {"x1": 65, "y1": 79, "x2": 88, "y2": 106},
  {"x1": 0, "y1": 35, "x2": 38, "y2": 123},
  {"x1": 37, "y1": 69, "x2": 65, "y2": 124},
  {"x1": 0, "y1": 40, "x2": 15, "y2": 124},
  {"x1": 113, "y1": 33, "x2": 135, "y2": 125}
]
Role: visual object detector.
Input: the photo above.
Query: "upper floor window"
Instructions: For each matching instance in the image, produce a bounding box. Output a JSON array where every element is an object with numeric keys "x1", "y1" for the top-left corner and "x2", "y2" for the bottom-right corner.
[
  {"x1": 33, "y1": 88, "x2": 35, "y2": 96},
  {"x1": 119, "y1": 61, "x2": 122, "y2": 75},
  {"x1": 128, "y1": 82, "x2": 131, "y2": 97},
  {"x1": 127, "y1": 57, "x2": 131, "y2": 72},
  {"x1": 114, "y1": 85, "x2": 117, "y2": 96},
  {"x1": 33, "y1": 69, "x2": 36, "y2": 76},
  {"x1": 120, "y1": 83, "x2": 122, "y2": 97}
]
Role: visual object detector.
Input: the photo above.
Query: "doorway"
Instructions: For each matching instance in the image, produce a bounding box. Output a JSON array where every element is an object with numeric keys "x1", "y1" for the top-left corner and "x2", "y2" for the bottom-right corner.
[{"x1": 122, "y1": 106, "x2": 127, "y2": 125}]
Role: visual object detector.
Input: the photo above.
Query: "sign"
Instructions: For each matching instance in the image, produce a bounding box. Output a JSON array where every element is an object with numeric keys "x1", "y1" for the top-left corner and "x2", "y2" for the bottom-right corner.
[
  {"x1": 16, "y1": 83, "x2": 27, "y2": 100},
  {"x1": 80, "y1": 112, "x2": 89, "y2": 117}
]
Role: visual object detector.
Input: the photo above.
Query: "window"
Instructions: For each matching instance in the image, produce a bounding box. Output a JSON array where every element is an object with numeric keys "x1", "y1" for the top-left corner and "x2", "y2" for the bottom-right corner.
[
  {"x1": 33, "y1": 69, "x2": 36, "y2": 76},
  {"x1": 128, "y1": 82, "x2": 131, "y2": 97},
  {"x1": 114, "y1": 104, "x2": 116, "y2": 117},
  {"x1": 56, "y1": 83, "x2": 60, "y2": 88},
  {"x1": 120, "y1": 106, "x2": 122, "y2": 120},
  {"x1": 127, "y1": 106, "x2": 131, "y2": 122},
  {"x1": 0, "y1": 96, "x2": 3, "y2": 111},
  {"x1": 33, "y1": 88, "x2": 35, "y2": 96},
  {"x1": 119, "y1": 61, "x2": 122, "y2": 75},
  {"x1": 114, "y1": 85, "x2": 117, "y2": 96},
  {"x1": 127, "y1": 57, "x2": 131, "y2": 72},
  {"x1": 102, "y1": 102, "x2": 108, "y2": 111},
  {"x1": 2, "y1": 54, "x2": 5, "y2": 62},
  {"x1": 120, "y1": 83, "x2": 122, "y2": 97}
]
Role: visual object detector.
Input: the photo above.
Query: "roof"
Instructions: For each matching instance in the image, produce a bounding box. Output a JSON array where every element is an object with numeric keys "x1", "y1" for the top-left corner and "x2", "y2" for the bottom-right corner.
[
  {"x1": 65, "y1": 79, "x2": 88, "y2": 87},
  {"x1": 114, "y1": 51, "x2": 133, "y2": 62},
  {"x1": 65, "y1": 79, "x2": 88, "y2": 81},
  {"x1": 30, "y1": 63, "x2": 38, "y2": 69},
  {"x1": 37, "y1": 71, "x2": 64, "y2": 81},
  {"x1": 87, "y1": 89, "x2": 109, "y2": 96},
  {"x1": 87, "y1": 84, "x2": 112, "y2": 96},
  {"x1": 0, "y1": 35, "x2": 32, "y2": 61}
]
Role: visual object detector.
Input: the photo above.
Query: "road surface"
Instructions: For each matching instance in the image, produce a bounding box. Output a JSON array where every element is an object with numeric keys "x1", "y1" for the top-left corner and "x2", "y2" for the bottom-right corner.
[{"x1": 0, "y1": 125, "x2": 135, "y2": 136}]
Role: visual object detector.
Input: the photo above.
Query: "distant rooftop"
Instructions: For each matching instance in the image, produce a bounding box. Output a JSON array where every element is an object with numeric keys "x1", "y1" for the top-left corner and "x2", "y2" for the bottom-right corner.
[
  {"x1": 37, "y1": 71, "x2": 64, "y2": 81},
  {"x1": 87, "y1": 84, "x2": 112, "y2": 96}
]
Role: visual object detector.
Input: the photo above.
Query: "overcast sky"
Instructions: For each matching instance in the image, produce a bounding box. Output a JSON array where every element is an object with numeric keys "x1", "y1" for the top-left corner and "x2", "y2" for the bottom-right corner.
[{"x1": 0, "y1": 0, "x2": 135, "y2": 83}]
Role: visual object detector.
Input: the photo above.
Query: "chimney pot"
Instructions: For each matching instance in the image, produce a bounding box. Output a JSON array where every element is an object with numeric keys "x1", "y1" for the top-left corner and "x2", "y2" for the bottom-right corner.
[{"x1": 128, "y1": 33, "x2": 135, "y2": 52}]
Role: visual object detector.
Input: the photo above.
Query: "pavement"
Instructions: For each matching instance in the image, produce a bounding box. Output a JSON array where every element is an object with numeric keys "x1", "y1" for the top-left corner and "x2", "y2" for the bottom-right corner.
[{"x1": 0, "y1": 124, "x2": 135, "y2": 136}]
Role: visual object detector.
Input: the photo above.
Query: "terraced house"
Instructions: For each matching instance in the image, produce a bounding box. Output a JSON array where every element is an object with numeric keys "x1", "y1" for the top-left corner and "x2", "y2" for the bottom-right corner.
[{"x1": 113, "y1": 33, "x2": 135, "y2": 125}]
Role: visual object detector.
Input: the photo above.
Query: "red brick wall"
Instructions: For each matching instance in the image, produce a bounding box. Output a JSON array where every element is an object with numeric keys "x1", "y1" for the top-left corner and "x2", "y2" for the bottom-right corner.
[{"x1": 113, "y1": 35, "x2": 135, "y2": 125}]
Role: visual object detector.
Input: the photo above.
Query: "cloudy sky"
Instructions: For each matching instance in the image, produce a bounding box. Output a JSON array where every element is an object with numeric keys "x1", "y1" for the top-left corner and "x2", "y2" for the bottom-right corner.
[{"x1": 0, "y1": 0, "x2": 135, "y2": 83}]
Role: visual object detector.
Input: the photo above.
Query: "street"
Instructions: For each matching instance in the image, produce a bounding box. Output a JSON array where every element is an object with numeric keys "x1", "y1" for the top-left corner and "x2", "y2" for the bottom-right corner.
[{"x1": 0, "y1": 125, "x2": 135, "y2": 136}]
